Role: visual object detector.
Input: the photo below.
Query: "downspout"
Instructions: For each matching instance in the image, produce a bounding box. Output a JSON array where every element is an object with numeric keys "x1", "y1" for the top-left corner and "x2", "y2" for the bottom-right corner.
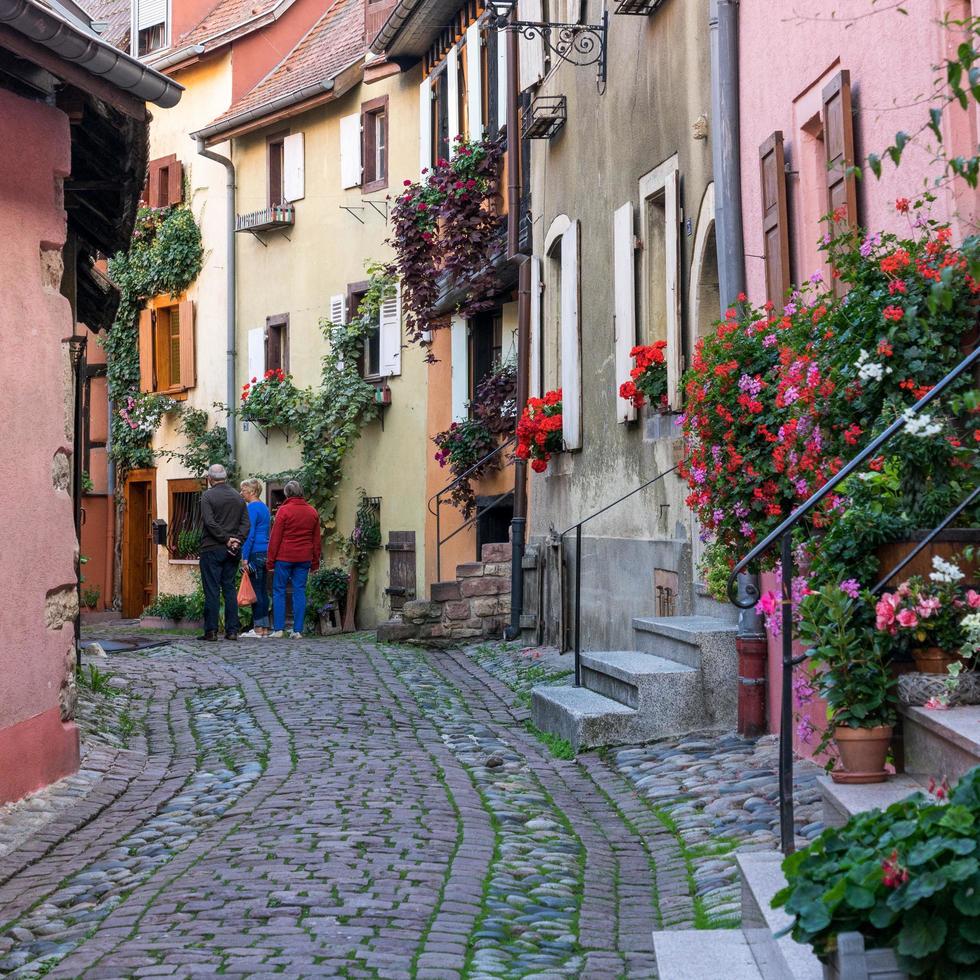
[
  {"x1": 196, "y1": 137, "x2": 237, "y2": 468},
  {"x1": 504, "y1": 21, "x2": 530, "y2": 641}
]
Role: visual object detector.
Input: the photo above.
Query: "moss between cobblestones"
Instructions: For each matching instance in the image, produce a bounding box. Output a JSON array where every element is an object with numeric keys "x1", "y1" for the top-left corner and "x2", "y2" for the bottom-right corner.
[{"x1": 522, "y1": 721, "x2": 575, "y2": 761}]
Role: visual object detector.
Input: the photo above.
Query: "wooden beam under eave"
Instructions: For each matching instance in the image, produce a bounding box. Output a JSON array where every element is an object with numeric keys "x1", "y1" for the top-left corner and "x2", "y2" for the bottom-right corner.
[{"x1": 0, "y1": 23, "x2": 147, "y2": 120}]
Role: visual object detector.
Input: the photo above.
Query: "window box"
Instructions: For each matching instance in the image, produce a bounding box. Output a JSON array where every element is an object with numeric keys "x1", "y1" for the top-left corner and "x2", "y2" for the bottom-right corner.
[{"x1": 235, "y1": 205, "x2": 295, "y2": 234}]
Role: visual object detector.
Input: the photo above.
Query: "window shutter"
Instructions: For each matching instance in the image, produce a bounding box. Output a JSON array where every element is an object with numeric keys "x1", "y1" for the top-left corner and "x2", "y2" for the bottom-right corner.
[
  {"x1": 247, "y1": 326, "x2": 265, "y2": 381},
  {"x1": 419, "y1": 77, "x2": 433, "y2": 174},
  {"x1": 450, "y1": 316, "x2": 468, "y2": 422},
  {"x1": 177, "y1": 300, "x2": 195, "y2": 390},
  {"x1": 822, "y1": 70, "x2": 857, "y2": 297},
  {"x1": 330, "y1": 294, "x2": 348, "y2": 371},
  {"x1": 447, "y1": 46, "x2": 461, "y2": 152},
  {"x1": 496, "y1": 28, "x2": 508, "y2": 132},
  {"x1": 340, "y1": 115, "x2": 362, "y2": 189},
  {"x1": 466, "y1": 23, "x2": 483, "y2": 139},
  {"x1": 518, "y1": 0, "x2": 545, "y2": 91},
  {"x1": 138, "y1": 309, "x2": 154, "y2": 392},
  {"x1": 759, "y1": 131, "x2": 791, "y2": 308},
  {"x1": 379, "y1": 282, "x2": 402, "y2": 377},
  {"x1": 664, "y1": 169, "x2": 682, "y2": 408},
  {"x1": 167, "y1": 158, "x2": 183, "y2": 205},
  {"x1": 560, "y1": 220, "x2": 581, "y2": 450},
  {"x1": 146, "y1": 158, "x2": 162, "y2": 208},
  {"x1": 362, "y1": 107, "x2": 376, "y2": 184},
  {"x1": 283, "y1": 132, "x2": 305, "y2": 202},
  {"x1": 613, "y1": 202, "x2": 636, "y2": 423},
  {"x1": 529, "y1": 254, "x2": 542, "y2": 399},
  {"x1": 137, "y1": 0, "x2": 166, "y2": 31}
]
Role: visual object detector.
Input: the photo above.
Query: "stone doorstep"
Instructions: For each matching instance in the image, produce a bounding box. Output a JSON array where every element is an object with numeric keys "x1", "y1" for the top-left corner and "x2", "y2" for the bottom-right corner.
[
  {"x1": 652, "y1": 929, "x2": 764, "y2": 980},
  {"x1": 632, "y1": 614, "x2": 737, "y2": 669},
  {"x1": 579, "y1": 651, "x2": 697, "y2": 711},
  {"x1": 900, "y1": 704, "x2": 980, "y2": 784},
  {"x1": 817, "y1": 773, "x2": 929, "y2": 829},
  {"x1": 376, "y1": 620, "x2": 418, "y2": 642},
  {"x1": 530, "y1": 685, "x2": 636, "y2": 751}
]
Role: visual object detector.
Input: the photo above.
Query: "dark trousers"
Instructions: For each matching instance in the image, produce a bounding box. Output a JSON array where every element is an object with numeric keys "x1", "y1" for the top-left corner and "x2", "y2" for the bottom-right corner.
[
  {"x1": 249, "y1": 552, "x2": 269, "y2": 627},
  {"x1": 200, "y1": 549, "x2": 240, "y2": 635}
]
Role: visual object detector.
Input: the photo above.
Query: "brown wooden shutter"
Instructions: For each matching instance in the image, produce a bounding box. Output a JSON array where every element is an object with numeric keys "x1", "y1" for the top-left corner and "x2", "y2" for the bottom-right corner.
[
  {"x1": 167, "y1": 157, "x2": 184, "y2": 205},
  {"x1": 146, "y1": 159, "x2": 162, "y2": 208},
  {"x1": 759, "y1": 131, "x2": 791, "y2": 308},
  {"x1": 178, "y1": 300, "x2": 195, "y2": 389},
  {"x1": 361, "y1": 108, "x2": 373, "y2": 185},
  {"x1": 822, "y1": 71, "x2": 858, "y2": 230},
  {"x1": 138, "y1": 309, "x2": 154, "y2": 391}
]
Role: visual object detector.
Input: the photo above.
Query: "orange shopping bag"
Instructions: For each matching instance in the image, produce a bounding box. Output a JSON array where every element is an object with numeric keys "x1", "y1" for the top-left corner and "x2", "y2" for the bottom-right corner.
[{"x1": 237, "y1": 569, "x2": 257, "y2": 606}]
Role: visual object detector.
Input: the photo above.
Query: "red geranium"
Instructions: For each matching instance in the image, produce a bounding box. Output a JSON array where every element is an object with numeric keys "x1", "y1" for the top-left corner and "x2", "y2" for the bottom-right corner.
[
  {"x1": 619, "y1": 341, "x2": 668, "y2": 416},
  {"x1": 516, "y1": 389, "x2": 563, "y2": 473}
]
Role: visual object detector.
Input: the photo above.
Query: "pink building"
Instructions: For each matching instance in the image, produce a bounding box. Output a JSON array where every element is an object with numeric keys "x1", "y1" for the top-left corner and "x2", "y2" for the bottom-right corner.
[{"x1": 0, "y1": 0, "x2": 179, "y2": 803}]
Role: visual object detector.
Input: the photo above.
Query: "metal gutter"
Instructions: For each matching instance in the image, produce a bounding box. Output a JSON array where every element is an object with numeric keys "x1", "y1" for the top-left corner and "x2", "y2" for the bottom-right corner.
[
  {"x1": 147, "y1": 43, "x2": 204, "y2": 72},
  {"x1": 191, "y1": 77, "x2": 335, "y2": 143},
  {"x1": 0, "y1": 0, "x2": 183, "y2": 107},
  {"x1": 368, "y1": 0, "x2": 421, "y2": 55}
]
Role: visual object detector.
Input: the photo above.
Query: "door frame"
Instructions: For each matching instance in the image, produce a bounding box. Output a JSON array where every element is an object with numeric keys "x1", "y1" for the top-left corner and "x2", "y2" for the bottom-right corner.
[{"x1": 122, "y1": 467, "x2": 157, "y2": 619}]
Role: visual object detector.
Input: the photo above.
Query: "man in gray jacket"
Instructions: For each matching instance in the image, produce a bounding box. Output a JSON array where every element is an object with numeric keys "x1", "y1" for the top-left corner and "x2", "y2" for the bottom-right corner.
[{"x1": 199, "y1": 464, "x2": 250, "y2": 641}]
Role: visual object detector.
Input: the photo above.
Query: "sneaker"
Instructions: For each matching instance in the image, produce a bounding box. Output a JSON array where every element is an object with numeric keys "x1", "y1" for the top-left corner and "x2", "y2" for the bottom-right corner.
[
  {"x1": 225, "y1": 632, "x2": 239, "y2": 641},
  {"x1": 267, "y1": 630, "x2": 285, "y2": 638},
  {"x1": 290, "y1": 631, "x2": 303, "y2": 639},
  {"x1": 198, "y1": 631, "x2": 218, "y2": 642},
  {"x1": 240, "y1": 630, "x2": 263, "y2": 639}
]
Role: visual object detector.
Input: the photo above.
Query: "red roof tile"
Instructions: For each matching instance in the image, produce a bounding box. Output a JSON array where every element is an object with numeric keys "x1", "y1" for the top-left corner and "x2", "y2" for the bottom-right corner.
[
  {"x1": 175, "y1": 0, "x2": 280, "y2": 49},
  {"x1": 78, "y1": 0, "x2": 129, "y2": 50}
]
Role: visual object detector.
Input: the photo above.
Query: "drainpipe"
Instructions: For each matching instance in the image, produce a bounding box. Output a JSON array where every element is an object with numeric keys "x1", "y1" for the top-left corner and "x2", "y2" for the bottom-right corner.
[
  {"x1": 504, "y1": 19, "x2": 530, "y2": 641},
  {"x1": 195, "y1": 137, "x2": 237, "y2": 468}
]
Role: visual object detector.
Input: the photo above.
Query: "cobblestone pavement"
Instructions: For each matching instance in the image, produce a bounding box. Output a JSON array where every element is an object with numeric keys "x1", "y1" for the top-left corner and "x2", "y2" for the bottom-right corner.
[{"x1": 0, "y1": 635, "x2": 819, "y2": 978}]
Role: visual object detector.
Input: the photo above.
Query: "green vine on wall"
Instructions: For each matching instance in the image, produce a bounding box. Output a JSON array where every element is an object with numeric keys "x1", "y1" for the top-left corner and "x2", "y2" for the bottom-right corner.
[{"x1": 101, "y1": 204, "x2": 205, "y2": 473}]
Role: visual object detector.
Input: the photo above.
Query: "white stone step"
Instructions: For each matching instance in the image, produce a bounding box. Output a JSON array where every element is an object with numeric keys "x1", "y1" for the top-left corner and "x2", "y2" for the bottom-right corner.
[
  {"x1": 632, "y1": 615, "x2": 738, "y2": 727},
  {"x1": 579, "y1": 649, "x2": 698, "y2": 708},
  {"x1": 817, "y1": 773, "x2": 928, "y2": 828},
  {"x1": 530, "y1": 685, "x2": 637, "y2": 751},
  {"x1": 901, "y1": 704, "x2": 980, "y2": 784},
  {"x1": 653, "y1": 929, "x2": 763, "y2": 980},
  {"x1": 738, "y1": 852, "x2": 823, "y2": 980}
]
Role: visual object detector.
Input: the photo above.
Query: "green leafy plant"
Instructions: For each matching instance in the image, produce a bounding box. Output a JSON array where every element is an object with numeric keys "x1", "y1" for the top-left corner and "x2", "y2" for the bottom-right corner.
[
  {"x1": 79, "y1": 664, "x2": 115, "y2": 696},
  {"x1": 774, "y1": 765, "x2": 980, "y2": 978},
  {"x1": 143, "y1": 593, "x2": 190, "y2": 622},
  {"x1": 239, "y1": 369, "x2": 309, "y2": 430},
  {"x1": 305, "y1": 566, "x2": 350, "y2": 629},
  {"x1": 81, "y1": 585, "x2": 101, "y2": 609},
  {"x1": 80, "y1": 471, "x2": 94, "y2": 494},
  {"x1": 157, "y1": 406, "x2": 232, "y2": 479},
  {"x1": 344, "y1": 490, "x2": 382, "y2": 587}
]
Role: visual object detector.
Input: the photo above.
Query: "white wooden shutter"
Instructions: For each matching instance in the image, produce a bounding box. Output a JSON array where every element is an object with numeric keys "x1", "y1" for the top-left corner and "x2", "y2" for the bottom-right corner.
[
  {"x1": 340, "y1": 114, "x2": 362, "y2": 189},
  {"x1": 518, "y1": 0, "x2": 545, "y2": 91},
  {"x1": 560, "y1": 220, "x2": 581, "y2": 450},
  {"x1": 450, "y1": 316, "x2": 468, "y2": 422},
  {"x1": 137, "y1": 0, "x2": 165, "y2": 30},
  {"x1": 447, "y1": 47, "x2": 460, "y2": 154},
  {"x1": 283, "y1": 132, "x2": 305, "y2": 202},
  {"x1": 466, "y1": 23, "x2": 483, "y2": 139},
  {"x1": 330, "y1": 294, "x2": 348, "y2": 371},
  {"x1": 496, "y1": 28, "x2": 508, "y2": 133},
  {"x1": 379, "y1": 282, "x2": 402, "y2": 377},
  {"x1": 419, "y1": 77, "x2": 432, "y2": 174},
  {"x1": 247, "y1": 327, "x2": 265, "y2": 381},
  {"x1": 664, "y1": 169, "x2": 682, "y2": 408},
  {"x1": 529, "y1": 255, "x2": 542, "y2": 399},
  {"x1": 613, "y1": 202, "x2": 636, "y2": 423}
]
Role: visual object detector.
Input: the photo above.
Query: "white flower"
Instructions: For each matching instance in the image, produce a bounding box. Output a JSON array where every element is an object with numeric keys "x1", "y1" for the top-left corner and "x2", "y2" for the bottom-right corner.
[
  {"x1": 902, "y1": 409, "x2": 942, "y2": 438},
  {"x1": 930, "y1": 555, "x2": 964, "y2": 584},
  {"x1": 855, "y1": 350, "x2": 891, "y2": 382}
]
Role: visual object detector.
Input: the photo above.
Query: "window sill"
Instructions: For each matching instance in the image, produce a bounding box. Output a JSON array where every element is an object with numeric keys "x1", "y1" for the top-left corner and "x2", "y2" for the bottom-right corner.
[
  {"x1": 362, "y1": 179, "x2": 388, "y2": 195},
  {"x1": 152, "y1": 389, "x2": 189, "y2": 401}
]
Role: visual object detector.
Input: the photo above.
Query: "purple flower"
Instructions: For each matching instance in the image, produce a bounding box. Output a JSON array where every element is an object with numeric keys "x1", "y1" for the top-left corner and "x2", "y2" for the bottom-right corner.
[
  {"x1": 738, "y1": 373, "x2": 762, "y2": 396},
  {"x1": 809, "y1": 270, "x2": 824, "y2": 285},
  {"x1": 699, "y1": 530, "x2": 711, "y2": 543},
  {"x1": 711, "y1": 445, "x2": 722, "y2": 464},
  {"x1": 763, "y1": 333, "x2": 778, "y2": 348},
  {"x1": 794, "y1": 478, "x2": 808, "y2": 495},
  {"x1": 859, "y1": 232, "x2": 881, "y2": 258},
  {"x1": 782, "y1": 385, "x2": 800, "y2": 406},
  {"x1": 796, "y1": 718, "x2": 816, "y2": 744},
  {"x1": 734, "y1": 503, "x2": 749, "y2": 518},
  {"x1": 692, "y1": 466, "x2": 707, "y2": 485},
  {"x1": 783, "y1": 302, "x2": 797, "y2": 316},
  {"x1": 712, "y1": 509, "x2": 724, "y2": 525},
  {"x1": 793, "y1": 673, "x2": 816, "y2": 706},
  {"x1": 740, "y1": 521, "x2": 753, "y2": 536},
  {"x1": 840, "y1": 579, "x2": 861, "y2": 599}
]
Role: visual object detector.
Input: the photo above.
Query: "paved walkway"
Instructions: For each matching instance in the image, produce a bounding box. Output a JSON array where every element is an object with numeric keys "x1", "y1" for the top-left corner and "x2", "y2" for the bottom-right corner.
[{"x1": 0, "y1": 636, "x2": 820, "y2": 978}]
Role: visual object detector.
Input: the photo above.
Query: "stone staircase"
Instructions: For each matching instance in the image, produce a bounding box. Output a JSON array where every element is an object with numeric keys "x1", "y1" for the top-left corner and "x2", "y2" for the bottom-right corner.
[
  {"x1": 531, "y1": 615, "x2": 738, "y2": 750},
  {"x1": 376, "y1": 542, "x2": 512, "y2": 647},
  {"x1": 652, "y1": 703, "x2": 980, "y2": 979}
]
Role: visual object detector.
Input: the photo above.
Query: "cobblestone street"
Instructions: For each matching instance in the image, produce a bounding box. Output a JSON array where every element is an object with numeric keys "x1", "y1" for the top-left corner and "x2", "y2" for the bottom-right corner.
[{"x1": 0, "y1": 636, "x2": 819, "y2": 978}]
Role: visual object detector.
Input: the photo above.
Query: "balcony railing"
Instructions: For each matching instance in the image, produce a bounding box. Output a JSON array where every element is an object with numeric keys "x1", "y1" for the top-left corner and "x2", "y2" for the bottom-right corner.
[{"x1": 235, "y1": 205, "x2": 295, "y2": 234}]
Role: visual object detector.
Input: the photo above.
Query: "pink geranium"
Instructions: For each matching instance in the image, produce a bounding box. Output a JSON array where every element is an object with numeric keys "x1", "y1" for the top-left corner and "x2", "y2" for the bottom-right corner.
[
  {"x1": 875, "y1": 593, "x2": 898, "y2": 632},
  {"x1": 917, "y1": 596, "x2": 942, "y2": 618},
  {"x1": 897, "y1": 608, "x2": 919, "y2": 629},
  {"x1": 967, "y1": 590, "x2": 980, "y2": 609}
]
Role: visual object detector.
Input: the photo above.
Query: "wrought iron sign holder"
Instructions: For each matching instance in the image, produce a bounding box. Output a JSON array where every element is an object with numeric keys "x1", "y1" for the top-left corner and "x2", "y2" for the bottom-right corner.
[{"x1": 489, "y1": 2, "x2": 608, "y2": 93}]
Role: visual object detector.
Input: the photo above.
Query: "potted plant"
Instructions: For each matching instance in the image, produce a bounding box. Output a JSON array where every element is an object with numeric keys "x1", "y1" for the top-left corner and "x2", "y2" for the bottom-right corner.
[
  {"x1": 773, "y1": 765, "x2": 980, "y2": 979},
  {"x1": 239, "y1": 368, "x2": 306, "y2": 430},
  {"x1": 875, "y1": 556, "x2": 976, "y2": 674},
  {"x1": 797, "y1": 581, "x2": 897, "y2": 783},
  {"x1": 305, "y1": 566, "x2": 349, "y2": 635},
  {"x1": 516, "y1": 389, "x2": 563, "y2": 474},
  {"x1": 619, "y1": 341, "x2": 669, "y2": 418}
]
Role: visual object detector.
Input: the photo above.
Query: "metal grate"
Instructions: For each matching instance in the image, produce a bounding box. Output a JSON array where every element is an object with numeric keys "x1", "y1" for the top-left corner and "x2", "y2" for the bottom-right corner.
[
  {"x1": 168, "y1": 490, "x2": 203, "y2": 559},
  {"x1": 522, "y1": 95, "x2": 567, "y2": 140},
  {"x1": 614, "y1": 0, "x2": 665, "y2": 14},
  {"x1": 656, "y1": 585, "x2": 676, "y2": 617}
]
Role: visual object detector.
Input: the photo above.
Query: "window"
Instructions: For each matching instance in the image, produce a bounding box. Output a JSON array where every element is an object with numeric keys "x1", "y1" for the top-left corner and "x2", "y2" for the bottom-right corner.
[
  {"x1": 135, "y1": 0, "x2": 167, "y2": 56},
  {"x1": 138, "y1": 301, "x2": 195, "y2": 394},
  {"x1": 543, "y1": 214, "x2": 580, "y2": 448},
  {"x1": 138, "y1": 21, "x2": 165, "y2": 56},
  {"x1": 457, "y1": 38, "x2": 469, "y2": 140},
  {"x1": 361, "y1": 96, "x2": 389, "y2": 192},
  {"x1": 146, "y1": 154, "x2": 182, "y2": 208},
  {"x1": 266, "y1": 481, "x2": 286, "y2": 515},
  {"x1": 167, "y1": 479, "x2": 204, "y2": 559},
  {"x1": 268, "y1": 136, "x2": 285, "y2": 207},
  {"x1": 430, "y1": 70, "x2": 450, "y2": 165},
  {"x1": 265, "y1": 314, "x2": 289, "y2": 373},
  {"x1": 481, "y1": 25, "x2": 498, "y2": 134},
  {"x1": 469, "y1": 311, "x2": 503, "y2": 404},
  {"x1": 349, "y1": 282, "x2": 381, "y2": 378}
]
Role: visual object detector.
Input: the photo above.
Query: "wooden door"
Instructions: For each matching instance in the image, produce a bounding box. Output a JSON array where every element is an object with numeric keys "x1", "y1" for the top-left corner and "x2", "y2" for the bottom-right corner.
[
  {"x1": 123, "y1": 470, "x2": 156, "y2": 618},
  {"x1": 385, "y1": 531, "x2": 416, "y2": 611}
]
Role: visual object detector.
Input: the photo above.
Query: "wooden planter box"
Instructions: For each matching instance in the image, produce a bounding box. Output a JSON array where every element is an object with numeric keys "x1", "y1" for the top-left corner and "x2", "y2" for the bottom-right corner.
[
  {"x1": 876, "y1": 529, "x2": 980, "y2": 587},
  {"x1": 823, "y1": 933, "x2": 907, "y2": 980}
]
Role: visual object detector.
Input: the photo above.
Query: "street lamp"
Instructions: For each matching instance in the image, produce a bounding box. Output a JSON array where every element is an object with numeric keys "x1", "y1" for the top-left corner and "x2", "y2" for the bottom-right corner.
[{"x1": 67, "y1": 334, "x2": 87, "y2": 669}]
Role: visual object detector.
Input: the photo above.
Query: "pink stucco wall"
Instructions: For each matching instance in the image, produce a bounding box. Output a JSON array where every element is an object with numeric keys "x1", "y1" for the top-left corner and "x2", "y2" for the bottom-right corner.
[
  {"x1": 0, "y1": 87, "x2": 81, "y2": 802},
  {"x1": 739, "y1": 0, "x2": 979, "y2": 306}
]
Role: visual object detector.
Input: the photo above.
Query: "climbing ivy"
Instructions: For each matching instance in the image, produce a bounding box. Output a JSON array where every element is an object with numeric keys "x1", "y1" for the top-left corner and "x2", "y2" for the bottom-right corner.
[
  {"x1": 101, "y1": 205, "x2": 204, "y2": 473},
  {"x1": 156, "y1": 406, "x2": 234, "y2": 479}
]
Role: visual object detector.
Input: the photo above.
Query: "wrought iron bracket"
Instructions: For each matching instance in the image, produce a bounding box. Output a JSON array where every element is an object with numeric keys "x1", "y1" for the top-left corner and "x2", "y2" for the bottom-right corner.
[{"x1": 497, "y1": 10, "x2": 608, "y2": 92}]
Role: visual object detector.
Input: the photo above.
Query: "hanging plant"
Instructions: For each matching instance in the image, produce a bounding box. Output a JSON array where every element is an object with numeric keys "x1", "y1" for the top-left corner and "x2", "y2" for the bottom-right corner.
[
  {"x1": 388, "y1": 136, "x2": 505, "y2": 348},
  {"x1": 239, "y1": 369, "x2": 308, "y2": 429},
  {"x1": 517, "y1": 389, "x2": 564, "y2": 473},
  {"x1": 619, "y1": 341, "x2": 669, "y2": 416}
]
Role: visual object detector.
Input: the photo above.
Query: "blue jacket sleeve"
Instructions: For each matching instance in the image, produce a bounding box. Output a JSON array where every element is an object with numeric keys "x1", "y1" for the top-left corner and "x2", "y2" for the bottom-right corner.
[{"x1": 241, "y1": 501, "x2": 257, "y2": 561}]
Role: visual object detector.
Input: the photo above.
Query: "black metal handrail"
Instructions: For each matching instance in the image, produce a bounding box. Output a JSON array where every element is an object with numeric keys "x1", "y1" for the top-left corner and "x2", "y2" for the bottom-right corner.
[
  {"x1": 429, "y1": 434, "x2": 517, "y2": 582},
  {"x1": 725, "y1": 341, "x2": 980, "y2": 855},
  {"x1": 560, "y1": 463, "x2": 681, "y2": 685}
]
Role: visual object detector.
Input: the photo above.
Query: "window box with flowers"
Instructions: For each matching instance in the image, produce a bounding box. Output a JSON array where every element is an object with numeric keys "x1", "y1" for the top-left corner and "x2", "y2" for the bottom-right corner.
[
  {"x1": 239, "y1": 368, "x2": 308, "y2": 439},
  {"x1": 517, "y1": 389, "x2": 564, "y2": 474},
  {"x1": 619, "y1": 341, "x2": 669, "y2": 418}
]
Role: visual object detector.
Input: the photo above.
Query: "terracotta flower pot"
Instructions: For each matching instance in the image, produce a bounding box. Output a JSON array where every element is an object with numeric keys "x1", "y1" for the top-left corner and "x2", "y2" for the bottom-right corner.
[
  {"x1": 912, "y1": 646, "x2": 962, "y2": 675},
  {"x1": 831, "y1": 725, "x2": 892, "y2": 784}
]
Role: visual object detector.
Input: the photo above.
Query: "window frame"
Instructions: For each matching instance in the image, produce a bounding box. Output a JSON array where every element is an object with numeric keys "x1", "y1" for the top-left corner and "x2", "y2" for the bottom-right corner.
[
  {"x1": 153, "y1": 305, "x2": 183, "y2": 393},
  {"x1": 348, "y1": 281, "x2": 381, "y2": 380},
  {"x1": 267, "y1": 132, "x2": 288, "y2": 208},
  {"x1": 166, "y1": 477, "x2": 205, "y2": 561},
  {"x1": 361, "y1": 95, "x2": 389, "y2": 193},
  {"x1": 138, "y1": 21, "x2": 166, "y2": 56},
  {"x1": 265, "y1": 313, "x2": 290, "y2": 374},
  {"x1": 468, "y1": 310, "x2": 503, "y2": 406},
  {"x1": 430, "y1": 68, "x2": 450, "y2": 166}
]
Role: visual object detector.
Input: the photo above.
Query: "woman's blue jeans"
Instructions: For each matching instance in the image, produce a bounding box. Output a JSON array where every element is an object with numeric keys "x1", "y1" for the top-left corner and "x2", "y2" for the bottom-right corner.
[{"x1": 272, "y1": 561, "x2": 310, "y2": 633}]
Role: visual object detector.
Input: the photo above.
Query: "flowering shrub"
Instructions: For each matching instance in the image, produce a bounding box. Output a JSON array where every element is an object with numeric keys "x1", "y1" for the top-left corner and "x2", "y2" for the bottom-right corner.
[
  {"x1": 239, "y1": 369, "x2": 307, "y2": 429},
  {"x1": 433, "y1": 417, "x2": 497, "y2": 517},
  {"x1": 388, "y1": 136, "x2": 504, "y2": 348},
  {"x1": 682, "y1": 206, "x2": 980, "y2": 591},
  {"x1": 619, "y1": 341, "x2": 669, "y2": 415},
  {"x1": 517, "y1": 389, "x2": 563, "y2": 473},
  {"x1": 118, "y1": 393, "x2": 180, "y2": 438},
  {"x1": 775, "y1": 765, "x2": 980, "y2": 977}
]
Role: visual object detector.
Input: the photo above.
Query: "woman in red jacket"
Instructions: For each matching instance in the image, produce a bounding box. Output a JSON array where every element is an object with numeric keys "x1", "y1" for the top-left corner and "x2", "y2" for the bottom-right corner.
[{"x1": 267, "y1": 480, "x2": 321, "y2": 638}]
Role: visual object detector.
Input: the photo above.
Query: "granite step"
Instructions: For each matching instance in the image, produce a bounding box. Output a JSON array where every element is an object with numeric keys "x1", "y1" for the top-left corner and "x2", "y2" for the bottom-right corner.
[
  {"x1": 901, "y1": 704, "x2": 980, "y2": 784},
  {"x1": 817, "y1": 773, "x2": 928, "y2": 828},
  {"x1": 530, "y1": 685, "x2": 636, "y2": 751},
  {"x1": 653, "y1": 929, "x2": 764, "y2": 980},
  {"x1": 579, "y1": 649, "x2": 699, "y2": 710}
]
